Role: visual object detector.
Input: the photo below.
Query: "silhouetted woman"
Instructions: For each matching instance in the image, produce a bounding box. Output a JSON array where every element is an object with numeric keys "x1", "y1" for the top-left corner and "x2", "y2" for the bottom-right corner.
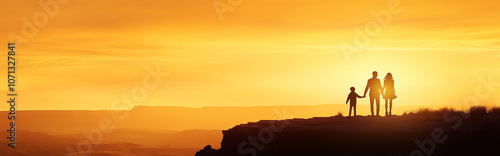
[{"x1": 382, "y1": 73, "x2": 396, "y2": 116}]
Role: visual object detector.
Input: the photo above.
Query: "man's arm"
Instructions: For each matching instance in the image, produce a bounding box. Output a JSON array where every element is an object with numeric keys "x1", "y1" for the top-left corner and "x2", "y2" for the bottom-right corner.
[
  {"x1": 346, "y1": 94, "x2": 350, "y2": 104},
  {"x1": 378, "y1": 80, "x2": 384, "y2": 95},
  {"x1": 382, "y1": 81, "x2": 386, "y2": 92},
  {"x1": 364, "y1": 80, "x2": 370, "y2": 97}
]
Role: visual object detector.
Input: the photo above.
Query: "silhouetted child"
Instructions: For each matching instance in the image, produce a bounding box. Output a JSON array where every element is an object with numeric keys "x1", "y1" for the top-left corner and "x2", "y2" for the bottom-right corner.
[{"x1": 346, "y1": 87, "x2": 364, "y2": 117}]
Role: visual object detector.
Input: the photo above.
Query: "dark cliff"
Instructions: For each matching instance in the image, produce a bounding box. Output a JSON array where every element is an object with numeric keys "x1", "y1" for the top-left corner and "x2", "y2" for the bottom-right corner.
[{"x1": 196, "y1": 110, "x2": 500, "y2": 156}]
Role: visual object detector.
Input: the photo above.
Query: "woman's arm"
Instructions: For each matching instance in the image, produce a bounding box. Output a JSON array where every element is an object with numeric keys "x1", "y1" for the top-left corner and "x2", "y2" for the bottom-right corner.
[{"x1": 382, "y1": 80, "x2": 386, "y2": 95}]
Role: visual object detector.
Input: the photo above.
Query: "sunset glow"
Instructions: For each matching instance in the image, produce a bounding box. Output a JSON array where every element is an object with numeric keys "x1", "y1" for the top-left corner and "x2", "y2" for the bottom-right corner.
[{"x1": 1, "y1": 0, "x2": 500, "y2": 112}]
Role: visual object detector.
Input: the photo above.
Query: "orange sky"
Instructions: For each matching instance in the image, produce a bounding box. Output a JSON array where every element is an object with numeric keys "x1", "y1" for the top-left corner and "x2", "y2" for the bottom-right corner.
[{"x1": 1, "y1": 0, "x2": 500, "y2": 111}]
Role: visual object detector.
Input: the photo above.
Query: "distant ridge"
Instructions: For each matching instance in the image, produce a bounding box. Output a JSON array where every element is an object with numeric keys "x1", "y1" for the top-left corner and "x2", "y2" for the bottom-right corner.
[{"x1": 1, "y1": 104, "x2": 445, "y2": 134}]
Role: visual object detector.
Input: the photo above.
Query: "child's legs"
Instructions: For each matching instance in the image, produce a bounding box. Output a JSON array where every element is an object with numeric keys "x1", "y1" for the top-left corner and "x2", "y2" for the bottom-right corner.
[
  {"x1": 349, "y1": 105, "x2": 352, "y2": 116},
  {"x1": 353, "y1": 105, "x2": 357, "y2": 116},
  {"x1": 375, "y1": 96, "x2": 381, "y2": 115}
]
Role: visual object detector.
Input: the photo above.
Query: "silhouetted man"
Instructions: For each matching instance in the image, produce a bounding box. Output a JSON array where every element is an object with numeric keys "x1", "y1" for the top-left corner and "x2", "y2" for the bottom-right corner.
[{"x1": 364, "y1": 71, "x2": 383, "y2": 116}]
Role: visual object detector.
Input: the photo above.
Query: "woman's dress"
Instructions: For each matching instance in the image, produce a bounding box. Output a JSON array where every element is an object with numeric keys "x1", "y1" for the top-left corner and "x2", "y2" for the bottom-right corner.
[{"x1": 383, "y1": 80, "x2": 396, "y2": 99}]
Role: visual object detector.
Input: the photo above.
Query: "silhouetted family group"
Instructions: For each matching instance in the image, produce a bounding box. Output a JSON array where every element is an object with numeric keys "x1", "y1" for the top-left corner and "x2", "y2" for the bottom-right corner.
[{"x1": 346, "y1": 71, "x2": 396, "y2": 117}]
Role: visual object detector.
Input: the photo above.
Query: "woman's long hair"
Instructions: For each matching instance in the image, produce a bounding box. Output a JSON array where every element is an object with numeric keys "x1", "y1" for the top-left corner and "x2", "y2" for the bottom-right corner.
[{"x1": 384, "y1": 73, "x2": 393, "y2": 81}]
